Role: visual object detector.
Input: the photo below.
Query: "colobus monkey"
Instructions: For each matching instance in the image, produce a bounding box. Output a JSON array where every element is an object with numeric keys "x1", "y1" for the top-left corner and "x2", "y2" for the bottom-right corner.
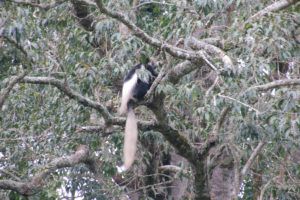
[{"x1": 118, "y1": 63, "x2": 157, "y2": 172}]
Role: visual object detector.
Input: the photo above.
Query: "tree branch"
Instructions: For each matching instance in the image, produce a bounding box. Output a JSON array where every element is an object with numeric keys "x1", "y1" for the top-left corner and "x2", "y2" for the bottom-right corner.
[
  {"x1": 187, "y1": 37, "x2": 233, "y2": 68},
  {"x1": 0, "y1": 145, "x2": 93, "y2": 196},
  {"x1": 148, "y1": 94, "x2": 199, "y2": 166},
  {"x1": 95, "y1": 0, "x2": 205, "y2": 63},
  {"x1": 20, "y1": 76, "x2": 113, "y2": 122},
  {"x1": 199, "y1": 106, "x2": 231, "y2": 156},
  {"x1": 10, "y1": 0, "x2": 66, "y2": 10},
  {"x1": 0, "y1": 72, "x2": 27, "y2": 110},
  {"x1": 77, "y1": 119, "x2": 157, "y2": 134},
  {"x1": 248, "y1": 0, "x2": 299, "y2": 22},
  {"x1": 247, "y1": 79, "x2": 300, "y2": 92},
  {"x1": 241, "y1": 141, "x2": 266, "y2": 178}
]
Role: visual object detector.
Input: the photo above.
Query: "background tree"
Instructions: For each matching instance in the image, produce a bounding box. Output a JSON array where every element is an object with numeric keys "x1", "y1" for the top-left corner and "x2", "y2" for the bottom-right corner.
[{"x1": 0, "y1": 0, "x2": 299, "y2": 199}]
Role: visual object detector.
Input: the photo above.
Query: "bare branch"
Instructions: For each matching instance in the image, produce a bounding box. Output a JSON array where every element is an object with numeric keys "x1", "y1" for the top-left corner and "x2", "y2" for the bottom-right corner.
[
  {"x1": 95, "y1": 0, "x2": 204, "y2": 63},
  {"x1": 0, "y1": 72, "x2": 27, "y2": 110},
  {"x1": 10, "y1": 0, "x2": 66, "y2": 10},
  {"x1": 248, "y1": 0, "x2": 299, "y2": 22},
  {"x1": 0, "y1": 145, "x2": 93, "y2": 196},
  {"x1": 247, "y1": 79, "x2": 300, "y2": 92},
  {"x1": 218, "y1": 94, "x2": 261, "y2": 114},
  {"x1": 241, "y1": 141, "x2": 266, "y2": 179},
  {"x1": 20, "y1": 76, "x2": 113, "y2": 122}
]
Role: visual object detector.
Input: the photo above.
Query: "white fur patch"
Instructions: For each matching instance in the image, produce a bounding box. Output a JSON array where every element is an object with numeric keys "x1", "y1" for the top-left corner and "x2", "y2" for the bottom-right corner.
[{"x1": 119, "y1": 73, "x2": 138, "y2": 115}]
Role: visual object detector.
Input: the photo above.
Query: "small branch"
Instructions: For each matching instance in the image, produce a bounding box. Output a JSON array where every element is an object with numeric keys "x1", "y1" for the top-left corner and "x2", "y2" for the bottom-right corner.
[
  {"x1": 20, "y1": 76, "x2": 113, "y2": 122},
  {"x1": 198, "y1": 51, "x2": 218, "y2": 71},
  {"x1": 0, "y1": 145, "x2": 93, "y2": 196},
  {"x1": 205, "y1": 76, "x2": 219, "y2": 101},
  {"x1": 95, "y1": 0, "x2": 205, "y2": 63},
  {"x1": 241, "y1": 141, "x2": 266, "y2": 178},
  {"x1": 247, "y1": 0, "x2": 299, "y2": 22},
  {"x1": 0, "y1": 72, "x2": 27, "y2": 110},
  {"x1": 211, "y1": 106, "x2": 231, "y2": 137},
  {"x1": 247, "y1": 79, "x2": 300, "y2": 92},
  {"x1": 218, "y1": 94, "x2": 261, "y2": 114},
  {"x1": 199, "y1": 106, "x2": 231, "y2": 156},
  {"x1": 187, "y1": 37, "x2": 233, "y2": 69},
  {"x1": 145, "y1": 65, "x2": 168, "y2": 99},
  {"x1": 258, "y1": 176, "x2": 277, "y2": 200},
  {"x1": 3, "y1": 36, "x2": 28, "y2": 58},
  {"x1": 10, "y1": 0, "x2": 66, "y2": 10}
]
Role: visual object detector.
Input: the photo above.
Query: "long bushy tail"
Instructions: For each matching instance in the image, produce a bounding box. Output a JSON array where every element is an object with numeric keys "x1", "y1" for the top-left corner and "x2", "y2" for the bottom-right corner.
[{"x1": 118, "y1": 108, "x2": 138, "y2": 172}]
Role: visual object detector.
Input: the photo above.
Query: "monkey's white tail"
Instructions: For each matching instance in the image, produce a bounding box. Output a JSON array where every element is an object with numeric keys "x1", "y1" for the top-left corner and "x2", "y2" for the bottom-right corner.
[
  {"x1": 118, "y1": 108, "x2": 138, "y2": 173},
  {"x1": 119, "y1": 73, "x2": 138, "y2": 115}
]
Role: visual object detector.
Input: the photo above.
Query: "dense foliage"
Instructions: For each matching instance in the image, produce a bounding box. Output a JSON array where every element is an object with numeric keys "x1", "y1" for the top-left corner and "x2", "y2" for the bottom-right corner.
[{"x1": 0, "y1": 0, "x2": 299, "y2": 199}]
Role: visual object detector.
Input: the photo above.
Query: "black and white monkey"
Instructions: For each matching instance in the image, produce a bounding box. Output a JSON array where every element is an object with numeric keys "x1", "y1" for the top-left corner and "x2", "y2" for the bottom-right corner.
[{"x1": 118, "y1": 63, "x2": 157, "y2": 172}]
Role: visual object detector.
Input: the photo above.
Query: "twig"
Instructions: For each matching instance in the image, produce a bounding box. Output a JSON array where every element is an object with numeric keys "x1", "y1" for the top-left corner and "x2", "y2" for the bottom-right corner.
[
  {"x1": 258, "y1": 176, "x2": 277, "y2": 200},
  {"x1": 218, "y1": 94, "x2": 261, "y2": 114},
  {"x1": 205, "y1": 76, "x2": 219, "y2": 101},
  {"x1": 198, "y1": 51, "x2": 218, "y2": 71}
]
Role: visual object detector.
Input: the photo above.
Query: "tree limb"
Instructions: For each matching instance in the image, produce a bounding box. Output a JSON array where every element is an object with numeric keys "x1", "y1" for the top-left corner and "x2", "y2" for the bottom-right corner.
[
  {"x1": 0, "y1": 72, "x2": 27, "y2": 110},
  {"x1": 0, "y1": 145, "x2": 93, "y2": 196},
  {"x1": 148, "y1": 95, "x2": 199, "y2": 166},
  {"x1": 20, "y1": 76, "x2": 113, "y2": 122},
  {"x1": 95, "y1": 0, "x2": 204, "y2": 63},
  {"x1": 248, "y1": 0, "x2": 299, "y2": 22},
  {"x1": 187, "y1": 37, "x2": 233, "y2": 68},
  {"x1": 241, "y1": 141, "x2": 266, "y2": 179},
  {"x1": 9, "y1": 0, "x2": 66, "y2": 10},
  {"x1": 247, "y1": 79, "x2": 300, "y2": 92}
]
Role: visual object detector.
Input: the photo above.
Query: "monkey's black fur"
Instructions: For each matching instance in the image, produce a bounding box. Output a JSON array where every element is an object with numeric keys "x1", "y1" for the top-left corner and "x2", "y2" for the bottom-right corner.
[{"x1": 124, "y1": 63, "x2": 157, "y2": 102}]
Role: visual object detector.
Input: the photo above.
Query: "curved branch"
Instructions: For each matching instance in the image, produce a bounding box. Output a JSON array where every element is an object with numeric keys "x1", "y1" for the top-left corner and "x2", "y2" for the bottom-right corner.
[
  {"x1": 0, "y1": 145, "x2": 93, "y2": 196},
  {"x1": 187, "y1": 37, "x2": 233, "y2": 68},
  {"x1": 0, "y1": 72, "x2": 27, "y2": 110},
  {"x1": 248, "y1": 0, "x2": 299, "y2": 22},
  {"x1": 95, "y1": 0, "x2": 204, "y2": 63},
  {"x1": 21, "y1": 76, "x2": 113, "y2": 121}
]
